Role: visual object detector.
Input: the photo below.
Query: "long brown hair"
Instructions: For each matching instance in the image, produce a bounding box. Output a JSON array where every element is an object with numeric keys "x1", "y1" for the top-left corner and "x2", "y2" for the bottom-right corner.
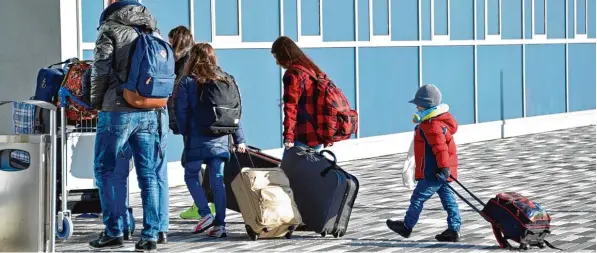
[
  {"x1": 168, "y1": 26, "x2": 195, "y2": 60},
  {"x1": 184, "y1": 43, "x2": 229, "y2": 84},
  {"x1": 271, "y1": 36, "x2": 322, "y2": 74}
]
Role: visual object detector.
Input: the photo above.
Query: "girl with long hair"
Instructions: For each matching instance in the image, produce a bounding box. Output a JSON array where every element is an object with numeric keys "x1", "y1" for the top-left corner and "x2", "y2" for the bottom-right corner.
[
  {"x1": 271, "y1": 36, "x2": 326, "y2": 157},
  {"x1": 174, "y1": 43, "x2": 246, "y2": 238}
]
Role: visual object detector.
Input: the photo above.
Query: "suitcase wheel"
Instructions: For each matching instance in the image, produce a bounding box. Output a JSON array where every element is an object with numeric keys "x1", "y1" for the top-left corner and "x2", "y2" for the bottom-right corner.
[
  {"x1": 537, "y1": 242, "x2": 545, "y2": 249},
  {"x1": 285, "y1": 232, "x2": 292, "y2": 239},
  {"x1": 333, "y1": 232, "x2": 339, "y2": 238},
  {"x1": 245, "y1": 225, "x2": 259, "y2": 241},
  {"x1": 320, "y1": 231, "x2": 327, "y2": 237},
  {"x1": 519, "y1": 243, "x2": 529, "y2": 250}
]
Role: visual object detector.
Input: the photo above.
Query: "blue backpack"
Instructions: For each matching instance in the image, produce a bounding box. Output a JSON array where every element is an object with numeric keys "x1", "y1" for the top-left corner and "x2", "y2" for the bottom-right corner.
[{"x1": 121, "y1": 27, "x2": 175, "y2": 108}]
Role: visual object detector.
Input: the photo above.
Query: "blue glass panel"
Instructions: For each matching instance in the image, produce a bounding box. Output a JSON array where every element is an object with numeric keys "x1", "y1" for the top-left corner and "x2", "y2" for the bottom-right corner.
[
  {"x1": 568, "y1": 0, "x2": 575, "y2": 38},
  {"x1": 242, "y1": 0, "x2": 279, "y2": 42},
  {"x1": 450, "y1": 0, "x2": 473, "y2": 40},
  {"x1": 216, "y1": 49, "x2": 282, "y2": 149},
  {"x1": 372, "y1": 0, "x2": 389, "y2": 35},
  {"x1": 193, "y1": 0, "x2": 211, "y2": 42},
  {"x1": 477, "y1": 45, "x2": 524, "y2": 122},
  {"x1": 476, "y1": 0, "x2": 485, "y2": 39},
  {"x1": 144, "y1": 0, "x2": 190, "y2": 36},
  {"x1": 568, "y1": 43, "x2": 596, "y2": 111},
  {"x1": 82, "y1": 50, "x2": 94, "y2": 61},
  {"x1": 215, "y1": 0, "x2": 238, "y2": 35},
  {"x1": 525, "y1": 44, "x2": 566, "y2": 116},
  {"x1": 284, "y1": 0, "x2": 298, "y2": 41},
  {"x1": 502, "y1": 0, "x2": 523, "y2": 39},
  {"x1": 487, "y1": 0, "x2": 500, "y2": 35},
  {"x1": 422, "y1": 46, "x2": 475, "y2": 125},
  {"x1": 359, "y1": 47, "x2": 419, "y2": 137},
  {"x1": 524, "y1": 0, "x2": 533, "y2": 39},
  {"x1": 422, "y1": 0, "x2": 432, "y2": 40},
  {"x1": 323, "y1": 0, "x2": 355, "y2": 41},
  {"x1": 546, "y1": 0, "x2": 565, "y2": 38},
  {"x1": 358, "y1": 0, "x2": 370, "y2": 41},
  {"x1": 301, "y1": 0, "x2": 320, "y2": 35},
  {"x1": 82, "y1": 0, "x2": 104, "y2": 43},
  {"x1": 589, "y1": 0, "x2": 596, "y2": 38},
  {"x1": 534, "y1": 0, "x2": 546, "y2": 35},
  {"x1": 391, "y1": 0, "x2": 419, "y2": 41},
  {"x1": 434, "y1": 0, "x2": 448, "y2": 35},
  {"x1": 576, "y1": 0, "x2": 587, "y2": 34}
]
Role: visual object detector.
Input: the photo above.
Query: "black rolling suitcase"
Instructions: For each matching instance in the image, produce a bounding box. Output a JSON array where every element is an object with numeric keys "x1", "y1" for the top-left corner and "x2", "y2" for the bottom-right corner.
[
  {"x1": 280, "y1": 147, "x2": 359, "y2": 238},
  {"x1": 202, "y1": 145, "x2": 281, "y2": 212}
]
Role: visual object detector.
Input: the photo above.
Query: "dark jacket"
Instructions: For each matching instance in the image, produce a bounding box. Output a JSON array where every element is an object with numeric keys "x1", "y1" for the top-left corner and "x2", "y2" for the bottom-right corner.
[
  {"x1": 90, "y1": 3, "x2": 158, "y2": 111},
  {"x1": 414, "y1": 111, "x2": 459, "y2": 182},
  {"x1": 168, "y1": 46, "x2": 192, "y2": 134},
  {"x1": 175, "y1": 70, "x2": 245, "y2": 164}
]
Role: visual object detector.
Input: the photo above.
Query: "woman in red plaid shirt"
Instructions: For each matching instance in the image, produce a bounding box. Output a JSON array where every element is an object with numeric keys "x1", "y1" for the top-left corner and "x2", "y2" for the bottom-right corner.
[{"x1": 271, "y1": 36, "x2": 328, "y2": 157}]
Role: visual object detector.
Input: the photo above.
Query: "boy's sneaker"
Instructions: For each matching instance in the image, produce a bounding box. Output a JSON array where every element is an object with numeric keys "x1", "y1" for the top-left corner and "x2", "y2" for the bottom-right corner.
[
  {"x1": 435, "y1": 229, "x2": 461, "y2": 242},
  {"x1": 386, "y1": 219, "x2": 412, "y2": 238},
  {"x1": 179, "y1": 203, "x2": 216, "y2": 219},
  {"x1": 207, "y1": 226, "x2": 227, "y2": 238},
  {"x1": 135, "y1": 239, "x2": 157, "y2": 252},
  {"x1": 193, "y1": 214, "x2": 215, "y2": 234},
  {"x1": 89, "y1": 233, "x2": 124, "y2": 250}
]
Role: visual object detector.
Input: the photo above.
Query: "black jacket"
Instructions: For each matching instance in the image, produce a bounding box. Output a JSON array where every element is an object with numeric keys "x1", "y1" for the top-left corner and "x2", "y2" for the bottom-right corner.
[
  {"x1": 168, "y1": 47, "x2": 192, "y2": 134},
  {"x1": 90, "y1": 4, "x2": 158, "y2": 111}
]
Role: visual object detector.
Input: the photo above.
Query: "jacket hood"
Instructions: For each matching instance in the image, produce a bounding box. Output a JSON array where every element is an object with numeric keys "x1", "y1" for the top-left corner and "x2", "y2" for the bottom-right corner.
[
  {"x1": 100, "y1": 3, "x2": 157, "y2": 31},
  {"x1": 433, "y1": 112, "x2": 458, "y2": 135}
]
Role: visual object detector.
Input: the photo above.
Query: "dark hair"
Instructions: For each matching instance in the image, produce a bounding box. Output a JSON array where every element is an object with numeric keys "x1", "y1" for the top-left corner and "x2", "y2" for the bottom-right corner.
[
  {"x1": 168, "y1": 26, "x2": 195, "y2": 60},
  {"x1": 184, "y1": 43, "x2": 230, "y2": 84},
  {"x1": 271, "y1": 36, "x2": 322, "y2": 74}
]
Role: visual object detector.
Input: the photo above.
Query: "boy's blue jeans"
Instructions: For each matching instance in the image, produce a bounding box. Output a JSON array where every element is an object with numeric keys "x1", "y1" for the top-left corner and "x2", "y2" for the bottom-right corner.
[
  {"x1": 184, "y1": 159, "x2": 226, "y2": 226},
  {"x1": 404, "y1": 179, "x2": 462, "y2": 232},
  {"x1": 94, "y1": 110, "x2": 168, "y2": 241}
]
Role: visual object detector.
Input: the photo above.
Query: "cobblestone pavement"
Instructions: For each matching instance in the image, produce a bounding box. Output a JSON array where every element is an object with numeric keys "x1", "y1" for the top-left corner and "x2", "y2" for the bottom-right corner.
[{"x1": 56, "y1": 126, "x2": 596, "y2": 252}]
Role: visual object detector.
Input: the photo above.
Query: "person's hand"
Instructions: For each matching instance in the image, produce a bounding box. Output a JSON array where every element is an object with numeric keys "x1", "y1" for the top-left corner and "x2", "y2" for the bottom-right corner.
[
  {"x1": 436, "y1": 168, "x2": 450, "y2": 181},
  {"x1": 324, "y1": 142, "x2": 334, "y2": 148},
  {"x1": 284, "y1": 142, "x2": 294, "y2": 149},
  {"x1": 236, "y1": 143, "x2": 247, "y2": 153}
]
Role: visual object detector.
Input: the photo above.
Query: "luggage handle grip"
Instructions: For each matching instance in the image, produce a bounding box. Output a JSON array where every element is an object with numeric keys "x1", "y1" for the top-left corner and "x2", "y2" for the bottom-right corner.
[{"x1": 319, "y1": 150, "x2": 337, "y2": 177}]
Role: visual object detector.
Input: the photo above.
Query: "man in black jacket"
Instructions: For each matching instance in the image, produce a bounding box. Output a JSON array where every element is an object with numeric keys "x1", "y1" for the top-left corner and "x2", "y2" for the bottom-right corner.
[{"x1": 89, "y1": 1, "x2": 168, "y2": 251}]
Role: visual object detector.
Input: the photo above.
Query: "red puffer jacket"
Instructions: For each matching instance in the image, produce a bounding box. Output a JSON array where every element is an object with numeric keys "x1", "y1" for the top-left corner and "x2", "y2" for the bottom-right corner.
[{"x1": 414, "y1": 112, "x2": 459, "y2": 182}]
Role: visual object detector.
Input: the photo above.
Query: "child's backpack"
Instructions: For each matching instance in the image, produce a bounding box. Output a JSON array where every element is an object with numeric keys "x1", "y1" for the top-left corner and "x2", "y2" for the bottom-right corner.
[
  {"x1": 121, "y1": 27, "x2": 175, "y2": 109},
  {"x1": 292, "y1": 65, "x2": 358, "y2": 143},
  {"x1": 57, "y1": 60, "x2": 98, "y2": 122},
  {"x1": 197, "y1": 73, "x2": 242, "y2": 136}
]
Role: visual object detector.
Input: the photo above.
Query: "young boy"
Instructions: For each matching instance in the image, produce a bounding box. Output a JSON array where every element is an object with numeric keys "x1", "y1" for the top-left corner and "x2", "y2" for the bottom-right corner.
[{"x1": 386, "y1": 84, "x2": 462, "y2": 242}]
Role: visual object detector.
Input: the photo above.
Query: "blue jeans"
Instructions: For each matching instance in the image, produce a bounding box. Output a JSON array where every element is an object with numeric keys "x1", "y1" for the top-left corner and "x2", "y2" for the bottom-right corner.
[
  {"x1": 282, "y1": 140, "x2": 323, "y2": 158},
  {"x1": 184, "y1": 159, "x2": 226, "y2": 226},
  {"x1": 94, "y1": 110, "x2": 168, "y2": 241},
  {"x1": 404, "y1": 179, "x2": 461, "y2": 232}
]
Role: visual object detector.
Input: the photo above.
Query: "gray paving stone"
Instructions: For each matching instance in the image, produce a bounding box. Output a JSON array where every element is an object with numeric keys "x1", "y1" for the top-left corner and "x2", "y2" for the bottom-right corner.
[{"x1": 56, "y1": 126, "x2": 596, "y2": 252}]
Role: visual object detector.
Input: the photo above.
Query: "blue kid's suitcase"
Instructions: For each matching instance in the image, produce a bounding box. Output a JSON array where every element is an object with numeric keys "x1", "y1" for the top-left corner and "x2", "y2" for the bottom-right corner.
[{"x1": 34, "y1": 58, "x2": 77, "y2": 102}]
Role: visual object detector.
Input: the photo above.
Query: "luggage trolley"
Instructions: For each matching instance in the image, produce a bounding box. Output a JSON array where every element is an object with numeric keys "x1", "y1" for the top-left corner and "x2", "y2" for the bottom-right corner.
[{"x1": 56, "y1": 86, "x2": 136, "y2": 240}]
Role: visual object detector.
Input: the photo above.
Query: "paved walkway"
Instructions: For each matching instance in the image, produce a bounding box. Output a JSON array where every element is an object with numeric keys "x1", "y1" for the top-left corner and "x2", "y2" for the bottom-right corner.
[{"x1": 56, "y1": 126, "x2": 596, "y2": 252}]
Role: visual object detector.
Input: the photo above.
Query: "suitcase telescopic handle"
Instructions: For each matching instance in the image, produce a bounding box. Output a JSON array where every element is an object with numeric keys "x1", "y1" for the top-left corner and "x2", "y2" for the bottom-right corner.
[{"x1": 437, "y1": 174, "x2": 486, "y2": 214}]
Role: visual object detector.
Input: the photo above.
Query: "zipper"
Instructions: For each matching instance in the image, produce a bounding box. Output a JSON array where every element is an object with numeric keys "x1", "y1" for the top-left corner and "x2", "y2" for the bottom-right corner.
[{"x1": 215, "y1": 106, "x2": 239, "y2": 110}]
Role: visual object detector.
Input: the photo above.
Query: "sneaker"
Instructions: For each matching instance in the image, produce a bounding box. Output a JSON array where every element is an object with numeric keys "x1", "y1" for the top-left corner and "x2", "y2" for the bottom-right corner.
[
  {"x1": 386, "y1": 219, "x2": 412, "y2": 238},
  {"x1": 207, "y1": 226, "x2": 227, "y2": 238},
  {"x1": 135, "y1": 239, "x2": 157, "y2": 252},
  {"x1": 179, "y1": 204, "x2": 201, "y2": 219},
  {"x1": 89, "y1": 233, "x2": 124, "y2": 250},
  {"x1": 193, "y1": 214, "x2": 215, "y2": 234},
  {"x1": 180, "y1": 203, "x2": 216, "y2": 219},
  {"x1": 435, "y1": 229, "x2": 461, "y2": 242},
  {"x1": 157, "y1": 232, "x2": 167, "y2": 244}
]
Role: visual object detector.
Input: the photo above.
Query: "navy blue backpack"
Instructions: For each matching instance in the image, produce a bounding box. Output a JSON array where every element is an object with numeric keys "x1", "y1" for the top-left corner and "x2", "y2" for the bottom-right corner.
[
  {"x1": 34, "y1": 58, "x2": 77, "y2": 102},
  {"x1": 121, "y1": 27, "x2": 175, "y2": 109}
]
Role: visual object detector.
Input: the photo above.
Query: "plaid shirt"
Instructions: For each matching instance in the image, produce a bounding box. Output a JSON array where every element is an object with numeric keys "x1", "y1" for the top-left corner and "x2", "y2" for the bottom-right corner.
[{"x1": 282, "y1": 66, "x2": 329, "y2": 147}]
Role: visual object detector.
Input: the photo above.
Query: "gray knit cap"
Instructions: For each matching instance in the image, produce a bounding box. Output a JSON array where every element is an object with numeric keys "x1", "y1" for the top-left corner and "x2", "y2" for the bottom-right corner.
[{"x1": 409, "y1": 84, "x2": 442, "y2": 108}]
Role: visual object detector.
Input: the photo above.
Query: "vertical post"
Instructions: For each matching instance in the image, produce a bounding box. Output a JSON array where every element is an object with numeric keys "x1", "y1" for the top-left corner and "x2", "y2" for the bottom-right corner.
[
  {"x1": 48, "y1": 106, "x2": 57, "y2": 252},
  {"x1": 500, "y1": 69, "x2": 505, "y2": 138}
]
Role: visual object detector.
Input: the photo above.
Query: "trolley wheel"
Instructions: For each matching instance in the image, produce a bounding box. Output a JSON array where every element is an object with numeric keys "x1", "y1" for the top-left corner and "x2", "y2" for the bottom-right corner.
[
  {"x1": 519, "y1": 243, "x2": 529, "y2": 250},
  {"x1": 245, "y1": 225, "x2": 259, "y2": 241},
  {"x1": 537, "y1": 242, "x2": 545, "y2": 249},
  {"x1": 285, "y1": 231, "x2": 293, "y2": 239},
  {"x1": 333, "y1": 232, "x2": 340, "y2": 238},
  {"x1": 339, "y1": 230, "x2": 346, "y2": 237},
  {"x1": 320, "y1": 231, "x2": 327, "y2": 237},
  {"x1": 56, "y1": 216, "x2": 74, "y2": 240}
]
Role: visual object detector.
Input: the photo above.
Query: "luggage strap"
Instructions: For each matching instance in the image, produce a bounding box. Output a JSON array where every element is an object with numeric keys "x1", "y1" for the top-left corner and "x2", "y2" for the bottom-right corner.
[{"x1": 543, "y1": 240, "x2": 563, "y2": 251}]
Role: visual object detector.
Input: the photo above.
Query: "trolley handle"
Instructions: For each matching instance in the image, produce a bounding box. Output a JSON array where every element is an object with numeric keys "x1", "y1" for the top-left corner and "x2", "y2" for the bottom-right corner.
[{"x1": 0, "y1": 100, "x2": 57, "y2": 111}]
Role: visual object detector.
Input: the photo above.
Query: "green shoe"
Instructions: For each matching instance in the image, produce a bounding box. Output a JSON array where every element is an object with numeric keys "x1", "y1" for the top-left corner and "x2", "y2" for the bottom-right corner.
[
  {"x1": 179, "y1": 203, "x2": 217, "y2": 220},
  {"x1": 179, "y1": 204, "x2": 201, "y2": 219}
]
